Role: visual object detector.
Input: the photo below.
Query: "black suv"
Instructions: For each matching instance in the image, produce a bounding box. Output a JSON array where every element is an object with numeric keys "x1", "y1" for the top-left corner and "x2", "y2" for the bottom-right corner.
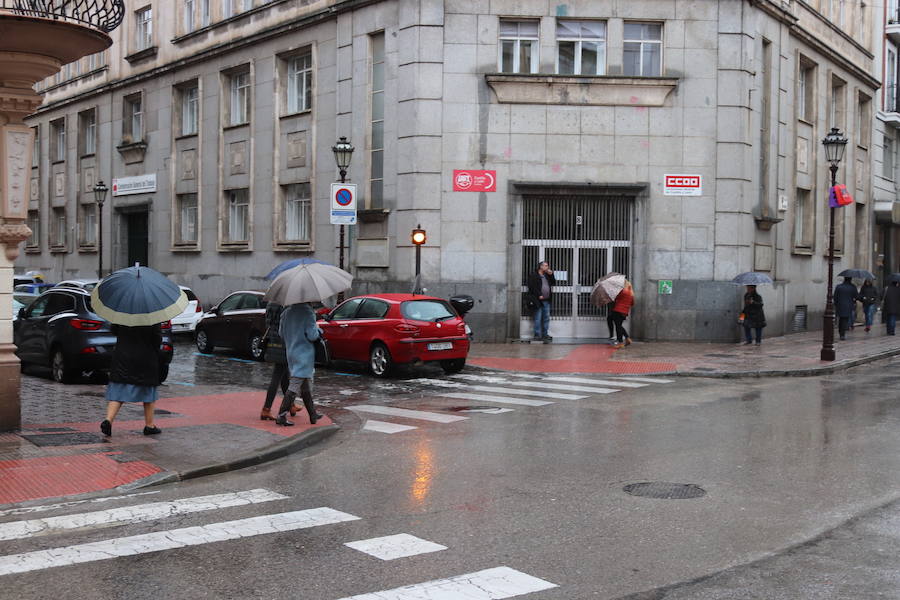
[
  {"x1": 14, "y1": 288, "x2": 174, "y2": 383},
  {"x1": 195, "y1": 291, "x2": 268, "y2": 360}
]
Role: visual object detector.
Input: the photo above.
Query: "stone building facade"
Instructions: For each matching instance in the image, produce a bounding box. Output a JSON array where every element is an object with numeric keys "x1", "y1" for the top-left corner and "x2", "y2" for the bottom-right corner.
[
  {"x1": 17, "y1": 0, "x2": 882, "y2": 342},
  {"x1": 875, "y1": 2, "x2": 900, "y2": 282}
]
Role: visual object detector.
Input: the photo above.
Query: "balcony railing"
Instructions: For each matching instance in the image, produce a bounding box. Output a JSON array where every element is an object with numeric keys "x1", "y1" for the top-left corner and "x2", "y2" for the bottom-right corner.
[
  {"x1": 888, "y1": 85, "x2": 900, "y2": 114},
  {"x1": 0, "y1": 0, "x2": 124, "y2": 32}
]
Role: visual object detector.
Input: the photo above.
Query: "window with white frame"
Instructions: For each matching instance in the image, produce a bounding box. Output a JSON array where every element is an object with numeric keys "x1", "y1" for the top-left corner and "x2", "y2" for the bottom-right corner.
[
  {"x1": 556, "y1": 20, "x2": 606, "y2": 75},
  {"x1": 884, "y1": 132, "x2": 895, "y2": 180},
  {"x1": 31, "y1": 126, "x2": 40, "y2": 168},
  {"x1": 135, "y1": 6, "x2": 153, "y2": 50},
  {"x1": 282, "y1": 183, "x2": 311, "y2": 243},
  {"x1": 180, "y1": 83, "x2": 199, "y2": 135},
  {"x1": 888, "y1": 49, "x2": 897, "y2": 113},
  {"x1": 797, "y1": 57, "x2": 816, "y2": 122},
  {"x1": 793, "y1": 188, "x2": 814, "y2": 250},
  {"x1": 79, "y1": 203, "x2": 96, "y2": 246},
  {"x1": 499, "y1": 20, "x2": 539, "y2": 74},
  {"x1": 228, "y1": 69, "x2": 250, "y2": 126},
  {"x1": 79, "y1": 109, "x2": 96, "y2": 156},
  {"x1": 286, "y1": 51, "x2": 313, "y2": 114},
  {"x1": 124, "y1": 93, "x2": 143, "y2": 141},
  {"x1": 176, "y1": 193, "x2": 198, "y2": 245},
  {"x1": 51, "y1": 207, "x2": 66, "y2": 248},
  {"x1": 51, "y1": 118, "x2": 65, "y2": 162},
  {"x1": 201, "y1": 0, "x2": 210, "y2": 26},
  {"x1": 623, "y1": 22, "x2": 662, "y2": 77},
  {"x1": 830, "y1": 76, "x2": 846, "y2": 130},
  {"x1": 370, "y1": 33, "x2": 385, "y2": 208},
  {"x1": 225, "y1": 189, "x2": 249, "y2": 242},
  {"x1": 26, "y1": 210, "x2": 39, "y2": 248},
  {"x1": 183, "y1": 0, "x2": 195, "y2": 33}
]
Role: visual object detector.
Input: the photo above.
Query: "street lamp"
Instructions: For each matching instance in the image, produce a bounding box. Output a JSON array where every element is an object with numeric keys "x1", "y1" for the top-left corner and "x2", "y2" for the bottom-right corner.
[
  {"x1": 411, "y1": 225, "x2": 426, "y2": 294},
  {"x1": 820, "y1": 127, "x2": 848, "y2": 362},
  {"x1": 93, "y1": 180, "x2": 109, "y2": 280},
  {"x1": 332, "y1": 137, "x2": 354, "y2": 302}
]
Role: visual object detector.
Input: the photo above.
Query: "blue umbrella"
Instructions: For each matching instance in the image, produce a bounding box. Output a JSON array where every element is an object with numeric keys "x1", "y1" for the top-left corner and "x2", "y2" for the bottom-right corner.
[
  {"x1": 265, "y1": 257, "x2": 329, "y2": 280},
  {"x1": 731, "y1": 272, "x2": 773, "y2": 285},
  {"x1": 90, "y1": 266, "x2": 188, "y2": 326}
]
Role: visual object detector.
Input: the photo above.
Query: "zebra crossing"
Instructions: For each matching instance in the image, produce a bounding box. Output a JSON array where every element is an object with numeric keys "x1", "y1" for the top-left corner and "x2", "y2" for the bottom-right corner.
[
  {"x1": 0, "y1": 488, "x2": 558, "y2": 599},
  {"x1": 353, "y1": 373, "x2": 673, "y2": 435}
]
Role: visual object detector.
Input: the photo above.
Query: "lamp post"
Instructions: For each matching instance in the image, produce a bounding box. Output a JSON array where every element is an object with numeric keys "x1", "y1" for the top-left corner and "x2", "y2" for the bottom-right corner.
[
  {"x1": 411, "y1": 225, "x2": 426, "y2": 294},
  {"x1": 93, "y1": 180, "x2": 108, "y2": 279},
  {"x1": 820, "y1": 127, "x2": 848, "y2": 362},
  {"x1": 332, "y1": 137, "x2": 354, "y2": 302}
]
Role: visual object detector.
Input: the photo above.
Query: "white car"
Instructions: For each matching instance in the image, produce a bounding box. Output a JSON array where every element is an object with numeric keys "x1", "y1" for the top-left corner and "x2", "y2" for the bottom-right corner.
[
  {"x1": 54, "y1": 279, "x2": 100, "y2": 292},
  {"x1": 171, "y1": 286, "x2": 203, "y2": 334}
]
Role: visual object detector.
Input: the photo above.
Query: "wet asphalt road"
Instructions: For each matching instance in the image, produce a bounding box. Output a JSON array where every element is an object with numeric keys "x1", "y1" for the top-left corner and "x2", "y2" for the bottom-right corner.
[{"x1": 9, "y1": 339, "x2": 900, "y2": 599}]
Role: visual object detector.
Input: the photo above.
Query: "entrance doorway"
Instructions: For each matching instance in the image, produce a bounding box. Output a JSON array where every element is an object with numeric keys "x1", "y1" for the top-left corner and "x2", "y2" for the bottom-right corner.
[
  {"x1": 520, "y1": 194, "x2": 633, "y2": 340},
  {"x1": 126, "y1": 210, "x2": 149, "y2": 267}
]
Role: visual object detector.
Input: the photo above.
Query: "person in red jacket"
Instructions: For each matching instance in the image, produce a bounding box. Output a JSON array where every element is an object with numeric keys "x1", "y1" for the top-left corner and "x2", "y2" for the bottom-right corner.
[{"x1": 611, "y1": 281, "x2": 634, "y2": 349}]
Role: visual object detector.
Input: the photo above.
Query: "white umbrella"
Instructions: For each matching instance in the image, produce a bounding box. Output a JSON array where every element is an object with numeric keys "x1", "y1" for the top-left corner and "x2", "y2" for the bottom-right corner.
[
  {"x1": 590, "y1": 273, "x2": 626, "y2": 307},
  {"x1": 264, "y1": 262, "x2": 353, "y2": 305}
]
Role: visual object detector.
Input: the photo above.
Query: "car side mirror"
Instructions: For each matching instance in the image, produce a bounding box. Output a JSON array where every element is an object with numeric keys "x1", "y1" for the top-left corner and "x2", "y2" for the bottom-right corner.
[
  {"x1": 211, "y1": 306, "x2": 220, "y2": 315},
  {"x1": 17, "y1": 308, "x2": 26, "y2": 319},
  {"x1": 319, "y1": 312, "x2": 332, "y2": 322}
]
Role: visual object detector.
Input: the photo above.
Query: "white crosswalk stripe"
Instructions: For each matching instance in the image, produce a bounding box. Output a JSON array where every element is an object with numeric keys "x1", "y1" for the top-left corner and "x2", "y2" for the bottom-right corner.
[
  {"x1": 0, "y1": 491, "x2": 161, "y2": 519},
  {"x1": 0, "y1": 489, "x2": 287, "y2": 542},
  {"x1": 0, "y1": 507, "x2": 360, "y2": 576},
  {"x1": 361, "y1": 420, "x2": 418, "y2": 434},
  {"x1": 349, "y1": 405, "x2": 468, "y2": 423},
  {"x1": 344, "y1": 533, "x2": 447, "y2": 561},
  {"x1": 459, "y1": 407, "x2": 515, "y2": 414},
  {"x1": 334, "y1": 566, "x2": 557, "y2": 599},
  {"x1": 604, "y1": 376, "x2": 674, "y2": 384},
  {"x1": 463, "y1": 384, "x2": 586, "y2": 400},
  {"x1": 490, "y1": 379, "x2": 620, "y2": 394},
  {"x1": 526, "y1": 375, "x2": 648, "y2": 388},
  {"x1": 440, "y1": 392, "x2": 553, "y2": 407}
]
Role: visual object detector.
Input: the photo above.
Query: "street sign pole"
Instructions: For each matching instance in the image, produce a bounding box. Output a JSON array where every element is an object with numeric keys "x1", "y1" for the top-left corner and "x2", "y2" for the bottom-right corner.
[{"x1": 330, "y1": 181, "x2": 358, "y2": 303}]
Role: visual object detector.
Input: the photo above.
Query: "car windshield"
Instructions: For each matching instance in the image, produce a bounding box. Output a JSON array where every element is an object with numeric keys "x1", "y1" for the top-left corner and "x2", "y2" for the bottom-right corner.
[{"x1": 400, "y1": 300, "x2": 455, "y2": 322}]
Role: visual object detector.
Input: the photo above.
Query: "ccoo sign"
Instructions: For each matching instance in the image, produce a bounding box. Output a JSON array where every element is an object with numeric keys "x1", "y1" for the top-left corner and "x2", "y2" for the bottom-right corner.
[{"x1": 663, "y1": 174, "x2": 702, "y2": 196}]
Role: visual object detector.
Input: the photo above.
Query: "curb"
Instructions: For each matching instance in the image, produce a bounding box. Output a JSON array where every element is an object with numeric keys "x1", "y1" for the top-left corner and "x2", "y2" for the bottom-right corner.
[
  {"x1": 467, "y1": 346, "x2": 900, "y2": 379},
  {"x1": 117, "y1": 424, "x2": 339, "y2": 491}
]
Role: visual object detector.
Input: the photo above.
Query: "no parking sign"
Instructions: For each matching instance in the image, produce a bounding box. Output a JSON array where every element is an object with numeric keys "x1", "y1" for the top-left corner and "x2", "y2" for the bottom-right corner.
[{"x1": 330, "y1": 183, "x2": 357, "y2": 225}]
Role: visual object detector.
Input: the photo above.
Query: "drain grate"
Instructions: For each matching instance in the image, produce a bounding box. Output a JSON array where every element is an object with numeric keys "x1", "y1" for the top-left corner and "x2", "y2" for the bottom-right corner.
[
  {"x1": 22, "y1": 433, "x2": 106, "y2": 447},
  {"x1": 35, "y1": 427, "x2": 77, "y2": 433},
  {"x1": 623, "y1": 482, "x2": 706, "y2": 500}
]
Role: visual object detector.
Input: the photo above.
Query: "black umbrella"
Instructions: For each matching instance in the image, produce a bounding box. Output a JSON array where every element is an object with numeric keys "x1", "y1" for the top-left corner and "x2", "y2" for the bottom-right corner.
[
  {"x1": 731, "y1": 272, "x2": 773, "y2": 285},
  {"x1": 888, "y1": 273, "x2": 900, "y2": 284},
  {"x1": 837, "y1": 268, "x2": 877, "y2": 280}
]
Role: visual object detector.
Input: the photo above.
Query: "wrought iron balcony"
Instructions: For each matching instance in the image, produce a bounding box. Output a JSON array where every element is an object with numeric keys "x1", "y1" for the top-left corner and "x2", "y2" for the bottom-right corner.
[{"x1": 0, "y1": 0, "x2": 124, "y2": 33}]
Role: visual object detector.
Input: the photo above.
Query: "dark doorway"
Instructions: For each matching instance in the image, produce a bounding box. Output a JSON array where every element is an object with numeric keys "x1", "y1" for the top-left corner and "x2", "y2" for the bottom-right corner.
[{"x1": 126, "y1": 210, "x2": 149, "y2": 267}]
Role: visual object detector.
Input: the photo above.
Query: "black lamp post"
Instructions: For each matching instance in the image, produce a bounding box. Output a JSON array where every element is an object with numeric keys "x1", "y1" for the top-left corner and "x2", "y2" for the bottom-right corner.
[
  {"x1": 820, "y1": 127, "x2": 847, "y2": 361},
  {"x1": 332, "y1": 137, "x2": 354, "y2": 302},
  {"x1": 411, "y1": 225, "x2": 426, "y2": 294},
  {"x1": 93, "y1": 180, "x2": 109, "y2": 280}
]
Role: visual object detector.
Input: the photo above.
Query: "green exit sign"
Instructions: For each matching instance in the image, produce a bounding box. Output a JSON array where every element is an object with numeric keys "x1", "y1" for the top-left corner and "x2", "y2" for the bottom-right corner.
[{"x1": 658, "y1": 280, "x2": 673, "y2": 295}]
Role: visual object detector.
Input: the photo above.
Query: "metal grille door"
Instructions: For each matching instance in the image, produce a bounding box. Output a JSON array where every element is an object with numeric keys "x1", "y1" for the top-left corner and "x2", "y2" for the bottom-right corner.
[{"x1": 520, "y1": 194, "x2": 633, "y2": 339}]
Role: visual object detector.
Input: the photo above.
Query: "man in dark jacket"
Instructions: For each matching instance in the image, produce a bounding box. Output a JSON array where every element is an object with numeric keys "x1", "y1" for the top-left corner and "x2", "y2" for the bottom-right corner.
[
  {"x1": 526, "y1": 261, "x2": 555, "y2": 343},
  {"x1": 833, "y1": 277, "x2": 858, "y2": 340},
  {"x1": 883, "y1": 281, "x2": 900, "y2": 336}
]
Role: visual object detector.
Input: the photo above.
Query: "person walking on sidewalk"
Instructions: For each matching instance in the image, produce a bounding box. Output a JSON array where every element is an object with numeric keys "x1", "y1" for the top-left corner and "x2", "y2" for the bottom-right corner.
[
  {"x1": 277, "y1": 302, "x2": 324, "y2": 426},
  {"x1": 527, "y1": 261, "x2": 556, "y2": 343},
  {"x1": 611, "y1": 281, "x2": 634, "y2": 349},
  {"x1": 883, "y1": 281, "x2": 900, "y2": 336},
  {"x1": 260, "y1": 302, "x2": 289, "y2": 421},
  {"x1": 859, "y1": 280, "x2": 880, "y2": 333},
  {"x1": 100, "y1": 324, "x2": 164, "y2": 437},
  {"x1": 834, "y1": 277, "x2": 859, "y2": 340},
  {"x1": 741, "y1": 285, "x2": 766, "y2": 345}
]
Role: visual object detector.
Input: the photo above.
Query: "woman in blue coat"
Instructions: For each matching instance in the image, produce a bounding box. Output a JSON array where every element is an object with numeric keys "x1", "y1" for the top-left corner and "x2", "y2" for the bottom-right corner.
[{"x1": 276, "y1": 303, "x2": 324, "y2": 425}]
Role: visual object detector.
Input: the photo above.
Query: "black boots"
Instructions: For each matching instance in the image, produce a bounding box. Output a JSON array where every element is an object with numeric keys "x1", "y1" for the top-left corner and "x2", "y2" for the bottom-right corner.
[
  {"x1": 300, "y1": 386, "x2": 322, "y2": 425},
  {"x1": 276, "y1": 388, "x2": 322, "y2": 425}
]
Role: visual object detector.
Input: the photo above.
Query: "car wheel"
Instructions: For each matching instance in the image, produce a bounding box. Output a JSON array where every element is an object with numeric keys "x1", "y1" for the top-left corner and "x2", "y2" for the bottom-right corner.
[
  {"x1": 440, "y1": 358, "x2": 466, "y2": 374},
  {"x1": 369, "y1": 342, "x2": 394, "y2": 378},
  {"x1": 50, "y1": 349, "x2": 74, "y2": 384},
  {"x1": 196, "y1": 329, "x2": 214, "y2": 354},
  {"x1": 248, "y1": 332, "x2": 266, "y2": 361}
]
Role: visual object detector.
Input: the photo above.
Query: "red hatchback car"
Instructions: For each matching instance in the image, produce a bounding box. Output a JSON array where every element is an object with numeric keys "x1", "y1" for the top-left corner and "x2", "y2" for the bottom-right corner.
[{"x1": 318, "y1": 294, "x2": 469, "y2": 377}]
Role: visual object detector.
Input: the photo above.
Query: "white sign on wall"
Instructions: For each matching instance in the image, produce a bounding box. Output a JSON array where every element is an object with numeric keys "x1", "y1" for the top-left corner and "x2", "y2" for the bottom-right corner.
[
  {"x1": 112, "y1": 174, "x2": 157, "y2": 196},
  {"x1": 663, "y1": 174, "x2": 702, "y2": 196},
  {"x1": 330, "y1": 183, "x2": 357, "y2": 225}
]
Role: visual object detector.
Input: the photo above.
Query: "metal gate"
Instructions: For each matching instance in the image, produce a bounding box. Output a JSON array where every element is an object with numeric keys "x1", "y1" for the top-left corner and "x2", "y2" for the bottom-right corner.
[{"x1": 520, "y1": 194, "x2": 633, "y2": 340}]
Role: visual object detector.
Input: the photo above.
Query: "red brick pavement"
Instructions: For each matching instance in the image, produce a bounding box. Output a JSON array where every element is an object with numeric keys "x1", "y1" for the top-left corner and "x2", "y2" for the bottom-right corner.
[{"x1": 468, "y1": 344, "x2": 677, "y2": 374}]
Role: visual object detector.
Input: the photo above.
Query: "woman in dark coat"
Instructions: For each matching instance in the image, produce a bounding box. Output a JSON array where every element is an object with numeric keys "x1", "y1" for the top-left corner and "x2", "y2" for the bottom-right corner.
[
  {"x1": 859, "y1": 280, "x2": 879, "y2": 332},
  {"x1": 100, "y1": 324, "x2": 163, "y2": 437},
  {"x1": 742, "y1": 285, "x2": 766, "y2": 345},
  {"x1": 883, "y1": 281, "x2": 900, "y2": 336},
  {"x1": 833, "y1": 277, "x2": 859, "y2": 340},
  {"x1": 260, "y1": 303, "x2": 290, "y2": 421}
]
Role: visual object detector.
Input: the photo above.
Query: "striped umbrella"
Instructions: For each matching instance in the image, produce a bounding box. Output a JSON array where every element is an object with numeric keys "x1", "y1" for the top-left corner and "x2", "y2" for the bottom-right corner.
[{"x1": 91, "y1": 265, "x2": 188, "y2": 326}]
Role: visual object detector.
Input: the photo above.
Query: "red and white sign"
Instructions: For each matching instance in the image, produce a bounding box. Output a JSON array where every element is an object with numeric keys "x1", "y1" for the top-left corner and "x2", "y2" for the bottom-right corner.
[
  {"x1": 663, "y1": 174, "x2": 702, "y2": 196},
  {"x1": 453, "y1": 170, "x2": 496, "y2": 192}
]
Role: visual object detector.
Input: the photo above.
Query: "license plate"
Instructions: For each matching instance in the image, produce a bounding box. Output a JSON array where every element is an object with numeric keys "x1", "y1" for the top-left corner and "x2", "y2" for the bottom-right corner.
[{"x1": 427, "y1": 342, "x2": 453, "y2": 351}]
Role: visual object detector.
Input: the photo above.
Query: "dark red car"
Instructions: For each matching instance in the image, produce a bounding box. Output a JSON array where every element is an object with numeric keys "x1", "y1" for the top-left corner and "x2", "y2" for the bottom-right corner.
[{"x1": 318, "y1": 294, "x2": 469, "y2": 377}]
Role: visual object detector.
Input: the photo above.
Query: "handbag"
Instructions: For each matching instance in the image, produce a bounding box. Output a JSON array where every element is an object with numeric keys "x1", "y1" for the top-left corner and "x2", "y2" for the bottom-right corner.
[
  {"x1": 829, "y1": 184, "x2": 853, "y2": 208},
  {"x1": 737, "y1": 312, "x2": 746, "y2": 325},
  {"x1": 524, "y1": 292, "x2": 539, "y2": 310}
]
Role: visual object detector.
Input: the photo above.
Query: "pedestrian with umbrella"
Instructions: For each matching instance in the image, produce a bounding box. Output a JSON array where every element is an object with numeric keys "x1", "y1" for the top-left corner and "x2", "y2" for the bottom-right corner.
[
  {"x1": 265, "y1": 263, "x2": 352, "y2": 425},
  {"x1": 732, "y1": 273, "x2": 771, "y2": 345},
  {"x1": 882, "y1": 274, "x2": 900, "y2": 336},
  {"x1": 91, "y1": 266, "x2": 188, "y2": 437},
  {"x1": 833, "y1": 277, "x2": 859, "y2": 340},
  {"x1": 591, "y1": 273, "x2": 625, "y2": 342},
  {"x1": 609, "y1": 280, "x2": 634, "y2": 349},
  {"x1": 858, "y1": 279, "x2": 880, "y2": 333}
]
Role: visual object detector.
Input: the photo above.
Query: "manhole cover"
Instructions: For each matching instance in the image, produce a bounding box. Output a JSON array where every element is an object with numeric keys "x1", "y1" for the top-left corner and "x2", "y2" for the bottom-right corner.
[
  {"x1": 22, "y1": 433, "x2": 106, "y2": 447},
  {"x1": 623, "y1": 482, "x2": 706, "y2": 499}
]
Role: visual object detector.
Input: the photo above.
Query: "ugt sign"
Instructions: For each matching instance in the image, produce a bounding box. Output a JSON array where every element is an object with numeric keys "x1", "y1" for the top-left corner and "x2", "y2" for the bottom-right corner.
[
  {"x1": 663, "y1": 174, "x2": 702, "y2": 196},
  {"x1": 453, "y1": 170, "x2": 496, "y2": 192}
]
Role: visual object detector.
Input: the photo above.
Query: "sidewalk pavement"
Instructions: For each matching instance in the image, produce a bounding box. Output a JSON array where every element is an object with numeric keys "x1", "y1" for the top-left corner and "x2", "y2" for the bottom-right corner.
[{"x1": 467, "y1": 327, "x2": 900, "y2": 377}]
